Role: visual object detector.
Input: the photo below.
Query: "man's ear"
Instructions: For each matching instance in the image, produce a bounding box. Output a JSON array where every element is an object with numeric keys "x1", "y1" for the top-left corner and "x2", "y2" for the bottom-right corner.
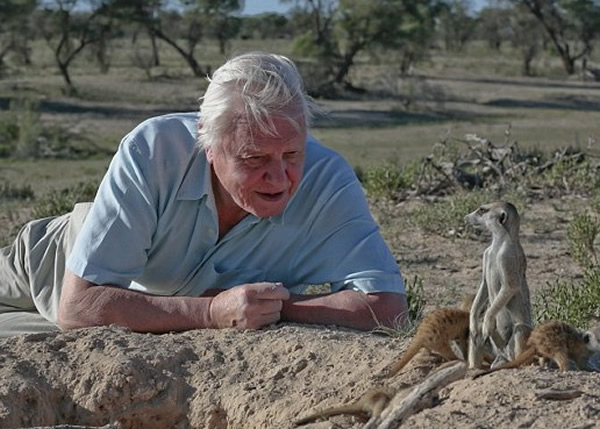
[{"x1": 205, "y1": 145, "x2": 214, "y2": 164}]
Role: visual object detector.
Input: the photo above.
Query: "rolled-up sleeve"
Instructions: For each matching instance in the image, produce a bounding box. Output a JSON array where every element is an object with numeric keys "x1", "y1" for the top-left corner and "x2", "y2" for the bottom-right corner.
[{"x1": 66, "y1": 131, "x2": 159, "y2": 287}]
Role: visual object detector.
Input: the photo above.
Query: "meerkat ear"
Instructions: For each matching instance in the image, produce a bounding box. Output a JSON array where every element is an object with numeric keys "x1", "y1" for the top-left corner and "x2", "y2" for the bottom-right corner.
[{"x1": 499, "y1": 211, "x2": 507, "y2": 225}]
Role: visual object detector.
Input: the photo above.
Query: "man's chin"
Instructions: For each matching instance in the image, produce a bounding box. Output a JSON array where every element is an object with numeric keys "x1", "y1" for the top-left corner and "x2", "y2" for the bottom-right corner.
[
  {"x1": 250, "y1": 203, "x2": 288, "y2": 218},
  {"x1": 246, "y1": 193, "x2": 291, "y2": 217}
]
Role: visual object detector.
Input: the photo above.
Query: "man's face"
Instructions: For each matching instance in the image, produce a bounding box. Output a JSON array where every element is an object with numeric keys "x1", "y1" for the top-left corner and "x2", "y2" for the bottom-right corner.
[{"x1": 206, "y1": 116, "x2": 306, "y2": 218}]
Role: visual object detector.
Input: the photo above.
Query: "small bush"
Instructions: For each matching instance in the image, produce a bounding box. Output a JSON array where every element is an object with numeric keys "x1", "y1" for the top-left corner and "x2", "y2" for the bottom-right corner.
[
  {"x1": 372, "y1": 274, "x2": 426, "y2": 337},
  {"x1": 0, "y1": 96, "x2": 98, "y2": 159},
  {"x1": 406, "y1": 274, "x2": 426, "y2": 322},
  {"x1": 0, "y1": 97, "x2": 43, "y2": 158},
  {"x1": 32, "y1": 181, "x2": 98, "y2": 218},
  {"x1": 591, "y1": 189, "x2": 600, "y2": 215},
  {"x1": 409, "y1": 191, "x2": 494, "y2": 236},
  {"x1": 536, "y1": 155, "x2": 600, "y2": 194},
  {"x1": 0, "y1": 181, "x2": 35, "y2": 201},
  {"x1": 361, "y1": 162, "x2": 419, "y2": 200},
  {"x1": 567, "y1": 213, "x2": 599, "y2": 269},
  {"x1": 534, "y1": 267, "x2": 600, "y2": 328},
  {"x1": 12, "y1": 98, "x2": 42, "y2": 158}
]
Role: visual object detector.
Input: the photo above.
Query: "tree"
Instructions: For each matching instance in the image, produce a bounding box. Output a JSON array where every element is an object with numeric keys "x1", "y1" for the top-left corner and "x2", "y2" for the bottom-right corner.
[
  {"x1": 199, "y1": 0, "x2": 243, "y2": 54},
  {"x1": 290, "y1": 0, "x2": 441, "y2": 94},
  {"x1": 35, "y1": 0, "x2": 116, "y2": 93},
  {"x1": 511, "y1": 0, "x2": 600, "y2": 74},
  {"x1": 0, "y1": 0, "x2": 38, "y2": 71},
  {"x1": 106, "y1": 0, "x2": 242, "y2": 77},
  {"x1": 507, "y1": 3, "x2": 546, "y2": 76},
  {"x1": 239, "y1": 13, "x2": 290, "y2": 40},
  {"x1": 438, "y1": 0, "x2": 478, "y2": 52},
  {"x1": 477, "y1": 6, "x2": 512, "y2": 51},
  {"x1": 105, "y1": 0, "x2": 204, "y2": 76}
]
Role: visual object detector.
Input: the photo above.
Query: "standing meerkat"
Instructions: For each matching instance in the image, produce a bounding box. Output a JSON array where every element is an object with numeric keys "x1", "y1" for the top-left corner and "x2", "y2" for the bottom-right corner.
[
  {"x1": 385, "y1": 294, "x2": 476, "y2": 378},
  {"x1": 466, "y1": 201, "x2": 532, "y2": 369},
  {"x1": 472, "y1": 320, "x2": 600, "y2": 379},
  {"x1": 294, "y1": 386, "x2": 394, "y2": 426}
]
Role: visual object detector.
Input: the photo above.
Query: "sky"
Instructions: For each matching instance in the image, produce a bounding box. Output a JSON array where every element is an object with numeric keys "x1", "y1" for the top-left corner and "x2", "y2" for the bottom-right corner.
[{"x1": 241, "y1": 0, "x2": 488, "y2": 16}]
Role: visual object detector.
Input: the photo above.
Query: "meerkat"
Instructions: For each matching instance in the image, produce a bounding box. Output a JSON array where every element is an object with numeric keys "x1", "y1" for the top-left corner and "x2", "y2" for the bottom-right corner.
[
  {"x1": 472, "y1": 320, "x2": 600, "y2": 379},
  {"x1": 466, "y1": 201, "x2": 532, "y2": 369},
  {"x1": 294, "y1": 386, "x2": 394, "y2": 426},
  {"x1": 385, "y1": 294, "x2": 476, "y2": 378}
]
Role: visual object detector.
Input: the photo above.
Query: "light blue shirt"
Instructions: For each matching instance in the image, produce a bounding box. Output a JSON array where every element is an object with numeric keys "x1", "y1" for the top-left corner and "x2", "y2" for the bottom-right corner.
[{"x1": 67, "y1": 112, "x2": 405, "y2": 296}]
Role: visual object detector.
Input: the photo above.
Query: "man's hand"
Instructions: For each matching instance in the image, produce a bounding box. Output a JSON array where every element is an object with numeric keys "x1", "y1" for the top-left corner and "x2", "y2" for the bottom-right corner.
[{"x1": 208, "y1": 282, "x2": 290, "y2": 329}]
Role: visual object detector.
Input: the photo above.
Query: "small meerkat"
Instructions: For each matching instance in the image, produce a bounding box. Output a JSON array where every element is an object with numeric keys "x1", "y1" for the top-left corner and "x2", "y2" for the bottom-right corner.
[
  {"x1": 385, "y1": 294, "x2": 475, "y2": 378},
  {"x1": 472, "y1": 320, "x2": 600, "y2": 379},
  {"x1": 294, "y1": 386, "x2": 394, "y2": 426},
  {"x1": 466, "y1": 201, "x2": 532, "y2": 369}
]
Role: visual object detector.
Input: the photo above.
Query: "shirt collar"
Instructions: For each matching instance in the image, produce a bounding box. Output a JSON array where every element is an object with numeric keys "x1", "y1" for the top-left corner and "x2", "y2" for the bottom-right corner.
[
  {"x1": 176, "y1": 148, "x2": 210, "y2": 201},
  {"x1": 176, "y1": 148, "x2": 286, "y2": 225}
]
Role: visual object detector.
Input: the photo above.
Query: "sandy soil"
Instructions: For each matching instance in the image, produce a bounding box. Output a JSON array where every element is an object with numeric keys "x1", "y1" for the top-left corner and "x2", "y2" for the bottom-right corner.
[{"x1": 1, "y1": 197, "x2": 599, "y2": 429}]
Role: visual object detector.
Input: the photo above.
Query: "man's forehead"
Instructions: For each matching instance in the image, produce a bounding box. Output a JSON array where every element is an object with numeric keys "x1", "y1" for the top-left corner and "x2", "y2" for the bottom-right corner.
[{"x1": 229, "y1": 118, "x2": 306, "y2": 150}]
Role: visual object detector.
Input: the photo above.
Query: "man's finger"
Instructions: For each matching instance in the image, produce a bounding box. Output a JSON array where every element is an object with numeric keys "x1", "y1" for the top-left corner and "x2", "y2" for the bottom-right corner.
[
  {"x1": 259, "y1": 311, "x2": 282, "y2": 327},
  {"x1": 259, "y1": 299, "x2": 284, "y2": 315},
  {"x1": 249, "y1": 282, "x2": 290, "y2": 300}
]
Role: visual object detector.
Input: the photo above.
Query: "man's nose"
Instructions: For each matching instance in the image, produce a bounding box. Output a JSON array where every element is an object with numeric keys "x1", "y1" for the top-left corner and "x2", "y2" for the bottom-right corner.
[{"x1": 265, "y1": 159, "x2": 286, "y2": 182}]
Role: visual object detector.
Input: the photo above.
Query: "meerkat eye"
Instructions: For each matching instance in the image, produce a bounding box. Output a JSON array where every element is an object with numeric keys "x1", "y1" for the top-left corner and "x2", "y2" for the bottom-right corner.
[
  {"x1": 477, "y1": 207, "x2": 488, "y2": 215},
  {"x1": 583, "y1": 333, "x2": 590, "y2": 344}
]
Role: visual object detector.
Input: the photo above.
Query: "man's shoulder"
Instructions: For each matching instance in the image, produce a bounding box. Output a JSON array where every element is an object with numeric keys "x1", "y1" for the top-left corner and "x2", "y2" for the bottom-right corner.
[
  {"x1": 305, "y1": 135, "x2": 348, "y2": 167},
  {"x1": 132, "y1": 112, "x2": 198, "y2": 137},
  {"x1": 304, "y1": 135, "x2": 354, "y2": 178},
  {"x1": 121, "y1": 112, "x2": 198, "y2": 156}
]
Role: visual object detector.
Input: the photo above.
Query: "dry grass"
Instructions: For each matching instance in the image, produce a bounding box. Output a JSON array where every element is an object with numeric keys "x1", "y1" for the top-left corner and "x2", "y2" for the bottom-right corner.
[{"x1": 0, "y1": 38, "x2": 599, "y2": 239}]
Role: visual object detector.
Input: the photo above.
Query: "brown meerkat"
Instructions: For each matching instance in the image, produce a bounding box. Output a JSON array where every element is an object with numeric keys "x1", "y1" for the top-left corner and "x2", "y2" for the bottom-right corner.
[
  {"x1": 465, "y1": 201, "x2": 532, "y2": 369},
  {"x1": 294, "y1": 386, "x2": 394, "y2": 426},
  {"x1": 472, "y1": 320, "x2": 600, "y2": 379},
  {"x1": 385, "y1": 294, "x2": 476, "y2": 378}
]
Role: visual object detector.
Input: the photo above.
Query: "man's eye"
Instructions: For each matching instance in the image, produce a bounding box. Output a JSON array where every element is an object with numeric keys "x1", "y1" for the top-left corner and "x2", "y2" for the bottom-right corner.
[
  {"x1": 242, "y1": 156, "x2": 263, "y2": 165},
  {"x1": 285, "y1": 151, "x2": 299, "y2": 159}
]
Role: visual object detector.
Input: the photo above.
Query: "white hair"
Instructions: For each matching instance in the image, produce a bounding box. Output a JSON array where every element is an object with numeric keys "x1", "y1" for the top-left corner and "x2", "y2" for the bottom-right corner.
[{"x1": 198, "y1": 51, "x2": 315, "y2": 149}]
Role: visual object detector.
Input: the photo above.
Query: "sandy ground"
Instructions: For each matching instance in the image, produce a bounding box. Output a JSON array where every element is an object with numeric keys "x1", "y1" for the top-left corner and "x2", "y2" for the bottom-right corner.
[{"x1": 1, "y1": 197, "x2": 599, "y2": 429}]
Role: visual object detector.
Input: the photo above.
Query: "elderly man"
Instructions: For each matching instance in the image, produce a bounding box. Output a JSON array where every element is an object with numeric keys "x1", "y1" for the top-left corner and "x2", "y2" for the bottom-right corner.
[{"x1": 0, "y1": 51, "x2": 407, "y2": 336}]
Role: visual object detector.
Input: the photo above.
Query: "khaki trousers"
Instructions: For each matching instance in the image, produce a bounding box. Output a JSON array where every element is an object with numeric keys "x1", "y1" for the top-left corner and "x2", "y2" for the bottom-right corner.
[{"x1": 0, "y1": 203, "x2": 91, "y2": 337}]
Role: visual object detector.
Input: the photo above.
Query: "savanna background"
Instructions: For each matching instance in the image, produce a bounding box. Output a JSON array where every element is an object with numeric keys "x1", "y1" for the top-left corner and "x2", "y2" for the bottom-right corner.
[{"x1": 1, "y1": 0, "x2": 600, "y2": 428}]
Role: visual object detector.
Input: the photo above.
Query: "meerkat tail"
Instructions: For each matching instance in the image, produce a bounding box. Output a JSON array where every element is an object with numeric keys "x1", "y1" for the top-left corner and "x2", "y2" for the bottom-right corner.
[
  {"x1": 386, "y1": 341, "x2": 423, "y2": 377},
  {"x1": 294, "y1": 405, "x2": 366, "y2": 426},
  {"x1": 472, "y1": 346, "x2": 537, "y2": 379}
]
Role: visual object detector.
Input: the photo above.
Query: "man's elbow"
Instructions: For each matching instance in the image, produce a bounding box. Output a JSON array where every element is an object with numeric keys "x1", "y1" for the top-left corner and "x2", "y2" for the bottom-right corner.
[
  {"x1": 57, "y1": 272, "x2": 104, "y2": 331},
  {"x1": 56, "y1": 302, "x2": 93, "y2": 331}
]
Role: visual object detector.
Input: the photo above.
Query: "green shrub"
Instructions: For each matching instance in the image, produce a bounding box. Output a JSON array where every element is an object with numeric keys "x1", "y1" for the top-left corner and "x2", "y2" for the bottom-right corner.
[
  {"x1": 12, "y1": 98, "x2": 42, "y2": 158},
  {"x1": 592, "y1": 189, "x2": 600, "y2": 214},
  {"x1": 534, "y1": 154, "x2": 600, "y2": 194},
  {"x1": 533, "y1": 206, "x2": 600, "y2": 329},
  {"x1": 32, "y1": 181, "x2": 98, "y2": 218},
  {"x1": 0, "y1": 97, "x2": 43, "y2": 158},
  {"x1": 371, "y1": 274, "x2": 426, "y2": 337},
  {"x1": 409, "y1": 190, "x2": 493, "y2": 236},
  {"x1": 0, "y1": 181, "x2": 35, "y2": 201},
  {"x1": 406, "y1": 274, "x2": 426, "y2": 322},
  {"x1": 0, "y1": 96, "x2": 95, "y2": 159},
  {"x1": 534, "y1": 267, "x2": 600, "y2": 328},
  {"x1": 361, "y1": 161, "x2": 419, "y2": 200},
  {"x1": 567, "y1": 213, "x2": 599, "y2": 269}
]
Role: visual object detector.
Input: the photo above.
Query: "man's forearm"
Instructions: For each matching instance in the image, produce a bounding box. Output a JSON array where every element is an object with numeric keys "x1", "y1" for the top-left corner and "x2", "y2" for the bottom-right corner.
[
  {"x1": 280, "y1": 290, "x2": 408, "y2": 331},
  {"x1": 58, "y1": 272, "x2": 213, "y2": 333}
]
